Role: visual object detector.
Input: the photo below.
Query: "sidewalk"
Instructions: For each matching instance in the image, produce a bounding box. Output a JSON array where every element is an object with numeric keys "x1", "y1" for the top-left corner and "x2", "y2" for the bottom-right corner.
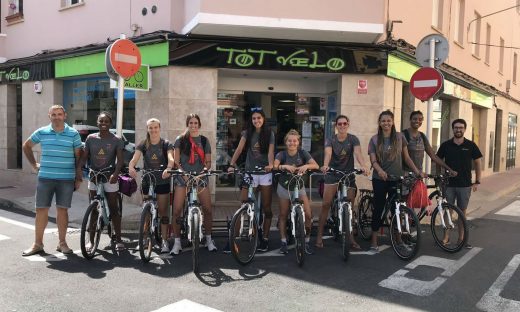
[{"x1": 2, "y1": 168, "x2": 520, "y2": 231}]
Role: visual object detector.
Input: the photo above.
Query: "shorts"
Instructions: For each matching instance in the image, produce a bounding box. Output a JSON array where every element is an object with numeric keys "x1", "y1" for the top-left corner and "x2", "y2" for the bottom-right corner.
[
  {"x1": 277, "y1": 183, "x2": 307, "y2": 200},
  {"x1": 445, "y1": 186, "x2": 472, "y2": 210},
  {"x1": 173, "y1": 176, "x2": 209, "y2": 188},
  {"x1": 35, "y1": 178, "x2": 75, "y2": 209},
  {"x1": 324, "y1": 174, "x2": 357, "y2": 190},
  {"x1": 142, "y1": 183, "x2": 170, "y2": 195},
  {"x1": 88, "y1": 180, "x2": 119, "y2": 193},
  {"x1": 252, "y1": 173, "x2": 272, "y2": 187}
]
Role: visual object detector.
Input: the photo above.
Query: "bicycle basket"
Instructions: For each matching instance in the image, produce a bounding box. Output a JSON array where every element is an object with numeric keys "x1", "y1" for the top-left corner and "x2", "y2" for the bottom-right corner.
[{"x1": 118, "y1": 174, "x2": 138, "y2": 197}]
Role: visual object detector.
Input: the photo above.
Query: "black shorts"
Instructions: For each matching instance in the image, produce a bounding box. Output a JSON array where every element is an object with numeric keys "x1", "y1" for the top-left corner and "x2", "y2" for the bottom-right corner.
[{"x1": 142, "y1": 183, "x2": 170, "y2": 195}]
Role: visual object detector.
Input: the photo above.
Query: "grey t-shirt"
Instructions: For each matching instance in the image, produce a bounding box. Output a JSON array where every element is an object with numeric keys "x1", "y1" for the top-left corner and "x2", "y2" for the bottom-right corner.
[
  {"x1": 368, "y1": 133, "x2": 408, "y2": 180},
  {"x1": 325, "y1": 134, "x2": 360, "y2": 172},
  {"x1": 136, "y1": 139, "x2": 174, "y2": 186},
  {"x1": 242, "y1": 130, "x2": 275, "y2": 170},
  {"x1": 275, "y1": 149, "x2": 313, "y2": 190},
  {"x1": 403, "y1": 130, "x2": 430, "y2": 171},
  {"x1": 174, "y1": 135, "x2": 211, "y2": 173},
  {"x1": 85, "y1": 132, "x2": 124, "y2": 172}
]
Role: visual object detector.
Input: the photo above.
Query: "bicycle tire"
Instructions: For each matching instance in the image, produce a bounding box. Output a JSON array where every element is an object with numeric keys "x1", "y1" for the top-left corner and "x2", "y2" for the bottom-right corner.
[
  {"x1": 80, "y1": 201, "x2": 102, "y2": 259},
  {"x1": 431, "y1": 202, "x2": 468, "y2": 253},
  {"x1": 229, "y1": 204, "x2": 259, "y2": 265},
  {"x1": 341, "y1": 202, "x2": 351, "y2": 262},
  {"x1": 138, "y1": 203, "x2": 154, "y2": 262},
  {"x1": 294, "y1": 206, "x2": 306, "y2": 267},
  {"x1": 390, "y1": 205, "x2": 421, "y2": 260},
  {"x1": 192, "y1": 211, "x2": 200, "y2": 273},
  {"x1": 358, "y1": 195, "x2": 374, "y2": 241}
]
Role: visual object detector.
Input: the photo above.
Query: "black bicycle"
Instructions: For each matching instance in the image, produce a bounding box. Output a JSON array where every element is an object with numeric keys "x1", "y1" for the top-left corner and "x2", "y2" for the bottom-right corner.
[
  {"x1": 324, "y1": 168, "x2": 364, "y2": 261},
  {"x1": 358, "y1": 174, "x2": 422, "y2": 260},
  {"x1": 228, "y1": 168, "x2": 267, "y2": 265},
  {"x1": 416, "y1": 172, "x2": 468, "y2": 253}
]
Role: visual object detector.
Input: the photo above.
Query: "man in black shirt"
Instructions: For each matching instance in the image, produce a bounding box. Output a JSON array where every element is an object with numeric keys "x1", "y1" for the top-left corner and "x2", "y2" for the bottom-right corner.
[{"x1": 436, "y1": 118, "x2": 482, "y2": 249}]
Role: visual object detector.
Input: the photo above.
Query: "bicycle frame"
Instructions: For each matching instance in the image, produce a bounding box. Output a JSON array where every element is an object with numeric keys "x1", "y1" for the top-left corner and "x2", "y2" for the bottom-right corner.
[
  {"x1": 186, "y1": 182, "x2": 203, "y2": 243},
  {"x1": 141, "y1": 170, "x2": 160, "y2": 239},
  {"x1": 286, "y1": 174, "x2": 305, "y2": 238},
  {"x1": 428, "y1": 175, "x2": 455, "y2": 229}
]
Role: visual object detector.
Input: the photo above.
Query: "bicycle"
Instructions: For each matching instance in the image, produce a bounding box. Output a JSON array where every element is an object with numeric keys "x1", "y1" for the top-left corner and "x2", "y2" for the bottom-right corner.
[
  {"x1": 228, "y1": 167, "x2": 267, "y2": 265},
  {"x1": 416, "y1": 172, "x2": 468, "y2": 253},
  {"x1": 324, "y1": 168, "x2": 364, "y2": 261},
  {"x1": 357, "y1": 173, "x2": 422, "y2": 260},
  {"x1": 80, "y1": 166, "x2": 123, "y2": 259},
  {"x1": 274, "y1": 169, "x2": 314, "y2": 266},
  {"x1": 168, "y1": 169, "x2": 220, "y2": 273},
  {"x1": 137, "y1": 168, "x2": 168, "y2": 263}
]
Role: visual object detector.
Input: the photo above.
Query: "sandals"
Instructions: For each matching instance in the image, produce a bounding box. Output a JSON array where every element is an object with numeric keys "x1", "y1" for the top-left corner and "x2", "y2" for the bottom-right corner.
[
  {"x1": 115, "y1": 242, "x2": 125, "y2": 251},
  {"x1": 315, "y1": 241, "x2": 324, "y2": 248},
  {"x1": 56, "y1": 242, "x2": 73, "y2": 254},
  {"x1": 22, "y1": 243, "x2": 44, "y2": 257},
  {"x1": 351, "y1": 242, "x2": 362, "y2": 250}
]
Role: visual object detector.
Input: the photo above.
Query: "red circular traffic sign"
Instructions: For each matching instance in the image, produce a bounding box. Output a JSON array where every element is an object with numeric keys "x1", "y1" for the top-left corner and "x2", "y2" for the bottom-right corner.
[
  {"x1": 109, "y1": 39, "x2": 142, "y2": 79},
  {"x1": 410, "y1": 67, "x2": 444, "y2": 101}
]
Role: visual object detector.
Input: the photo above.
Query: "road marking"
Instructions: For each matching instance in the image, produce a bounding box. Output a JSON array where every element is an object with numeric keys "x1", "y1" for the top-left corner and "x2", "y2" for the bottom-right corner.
[
  {"x1": 24, "y1": 250, "x2": 81, "y2": 262},
  {"x1": 152, "y1": 299, "x2": 222, "y2": 312},
  {"x1": 0, "y1": 215, "x2": 73, "y2": 233},
  {"x1": 379, "y1": 247, "x2": 482, "y2": 296},
  {"x1": 476, "y1": 254, "x2": 520, "y2": 311},
  {"x1": 351, "y1": 244, "x2": 390, "y2": 255},
  {"x1": 0, "y1": 234, "x2": 10, "y2": 241},
  {"x1": 495, "y1": 201, "x2": 520, "y2": 217}
]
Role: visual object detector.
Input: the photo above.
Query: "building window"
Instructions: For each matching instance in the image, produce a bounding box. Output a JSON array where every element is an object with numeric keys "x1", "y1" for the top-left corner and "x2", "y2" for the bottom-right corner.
[
  {"x1": 61, "y1": 0, "x2": 83, "y2": 8},
  {"x1": 485, "y1": 23, "x2": 491, "y2": 64},
  {"x1": 499, "y1": 37, "x2": 505, "y2": 74},
  {"x1": 454, "y1": 0, "x2": 465, "y2": 44},
  {"x1": 5, "y1": 0, "x2": 23, "y2": 23},
  {"x1": 471, "y1": 11, "x2": 481, "y2": 57},
  {"x1": 514, "y1": 53, "x2": 518, "y2": 84},
  {"x1": 432, "y1": 0, "x2": 443, "y2": 30}
]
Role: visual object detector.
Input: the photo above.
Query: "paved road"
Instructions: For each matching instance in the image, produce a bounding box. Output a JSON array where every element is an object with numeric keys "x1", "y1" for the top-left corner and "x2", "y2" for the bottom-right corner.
[{"x1": 1, "y1": 192, "x2": 520, "y2": 312}]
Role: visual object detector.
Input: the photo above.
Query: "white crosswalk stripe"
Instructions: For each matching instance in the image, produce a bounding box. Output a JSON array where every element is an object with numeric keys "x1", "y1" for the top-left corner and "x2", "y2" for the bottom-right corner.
[{"x1": 0, "y1": 234, "x2": 10, "y2": 241}]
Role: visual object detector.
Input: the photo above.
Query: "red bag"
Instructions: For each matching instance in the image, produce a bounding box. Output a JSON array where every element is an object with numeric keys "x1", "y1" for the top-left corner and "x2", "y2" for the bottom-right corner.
[{"x1": 406, "y1": 179, "x2": 430, "y2": 209}]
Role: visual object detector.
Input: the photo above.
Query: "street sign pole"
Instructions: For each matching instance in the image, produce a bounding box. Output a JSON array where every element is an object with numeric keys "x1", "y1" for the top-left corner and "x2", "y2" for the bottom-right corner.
[
  {"x1": 116, "y1": 34, "x2": 126, "y2": 139},
  {"x1": 426, "y1": 38, "x2": 436, "y2": 174}
]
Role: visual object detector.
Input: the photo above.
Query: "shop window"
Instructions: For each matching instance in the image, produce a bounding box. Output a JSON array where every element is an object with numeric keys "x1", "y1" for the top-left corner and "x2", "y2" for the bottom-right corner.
[{"x1": 63, "y1": 77, "x2": 135, "y2": 163}]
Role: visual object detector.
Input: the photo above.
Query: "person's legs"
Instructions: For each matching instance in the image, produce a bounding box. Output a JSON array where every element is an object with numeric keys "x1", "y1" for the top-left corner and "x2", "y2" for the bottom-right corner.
[
  {"x1": 371, "y1": 179, "x2": 387, "y2": 249},
  {"x1": 55, "y1": 180, "x2": 74, "y2": 253},
  {"x1": 259, "y1": 184, "x2": 273, "y2": 241},
  {"x1": 170, "y1": 186, "x2": 186, "y2": 255},
  {"x1": 199, "y1": 187, "x2": 217, "y2": 251},
  {"x1": 347, "y1": 187, "x2": 361, "y2": 249},
  {"x1": 455, "y1": 187, "x2": 472, "y2": 246},
  {"x1": 316, "y1": 184, "x2": 337, "y2": 247},
  {"x1": 157, "y1": 192, "x2": 170, "y2": 241}
]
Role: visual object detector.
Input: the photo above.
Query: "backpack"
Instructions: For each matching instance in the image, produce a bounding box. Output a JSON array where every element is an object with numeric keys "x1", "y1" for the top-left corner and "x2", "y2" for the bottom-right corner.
[{"x1": 406, "y1": 179, "x2": 431, "y2": 209}]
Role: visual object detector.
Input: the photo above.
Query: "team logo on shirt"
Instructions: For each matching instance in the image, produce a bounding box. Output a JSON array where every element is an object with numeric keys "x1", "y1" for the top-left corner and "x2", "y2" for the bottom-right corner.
[
  {"x1": 340, "y1": 149, "x2": 347, "y2": 156},
  {"x1": 98, "y1": 149, "x2": 105, "y2": 155},
  {"x1": 151, "y1": 154, "x2": 158, "y2": 160}
]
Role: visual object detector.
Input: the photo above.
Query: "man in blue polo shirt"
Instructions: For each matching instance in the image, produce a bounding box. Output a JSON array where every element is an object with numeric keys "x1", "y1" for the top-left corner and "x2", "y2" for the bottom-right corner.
[
  {"x1": 436, "y1": 118, "x2": 482, "y2": 249},
  {"x1": 21, "y1": 105, "x2": 83, "y2": 256}
]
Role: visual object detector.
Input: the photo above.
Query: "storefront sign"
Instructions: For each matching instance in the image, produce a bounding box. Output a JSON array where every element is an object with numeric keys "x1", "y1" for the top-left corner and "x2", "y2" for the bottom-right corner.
[
  {"x1": 0, "y1": 61, "x2": 54, "y2": 84},
  {"x1": 170, "y1": 40, "x2": 387, "y2": 74},
  {"x1": 110, "y1": 65, "x2": 150, "y2": 91}
]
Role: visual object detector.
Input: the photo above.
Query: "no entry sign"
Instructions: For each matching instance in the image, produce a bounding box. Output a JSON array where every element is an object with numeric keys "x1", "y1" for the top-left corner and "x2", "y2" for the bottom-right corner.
[
  {"x1": 109, "y1": 39, "x2": 142, "y2": 79},
  {"x1": 410, "y1": 67, "x2": 444, "y2": 101}
]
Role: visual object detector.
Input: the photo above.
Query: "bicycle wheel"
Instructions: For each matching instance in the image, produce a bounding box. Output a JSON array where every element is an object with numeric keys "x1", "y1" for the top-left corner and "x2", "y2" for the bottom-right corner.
[
  {"x1": 358, "y1": 195, "x2": 374, "y2": 241},
  {"x1": 341, "y1": 202, "x2": 351, "y2": 262},
  {"x1": 138, "y1": 203, "x2": 154, "y2": 262},
  {"x1": 431, "y1": 202, "x2": 468, "y2": 253},
  {"x1": 229, "y1": 204, "x2": 259, "y2": 265},
  {"x1": 80, "y1": 201, "x2": 103, "y2": 259},
  {"x1": 192, "y1": 210, "x2": 200, "y2": 273},
  {"x1": 390, "y1": 205, "x2": 421, "y2": 260},
  {"x1": 294, "y1": 206, "x2": 306, "y2": 267}
]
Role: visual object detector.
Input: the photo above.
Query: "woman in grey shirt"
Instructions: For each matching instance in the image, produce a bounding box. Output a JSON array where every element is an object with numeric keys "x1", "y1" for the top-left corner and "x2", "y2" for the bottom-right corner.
[
  {"x1": 228, "y1": 107, "x2": 275, "y2": 252},
  {"x1": 368, "y1": 110, "x2": 424, "y2": 252}
]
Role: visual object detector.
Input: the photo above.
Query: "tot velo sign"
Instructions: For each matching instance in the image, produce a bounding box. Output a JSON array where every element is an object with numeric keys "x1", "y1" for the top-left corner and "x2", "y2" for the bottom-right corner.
[
  {"x1": 410, "y1": 67, "x2": 444, "y2": 101},
  {"x1": 109, "y1": 39, "x2": 142, "y2": 79}
]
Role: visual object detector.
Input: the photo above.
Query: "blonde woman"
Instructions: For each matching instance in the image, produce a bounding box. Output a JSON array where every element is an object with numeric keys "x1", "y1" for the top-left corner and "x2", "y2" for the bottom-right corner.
[
  {"x1": 129, "y1": 118, "x2": 174, "y2": 253},
  {"x1": 273, "y1": 129, "x2": 319, "y2": 255}
]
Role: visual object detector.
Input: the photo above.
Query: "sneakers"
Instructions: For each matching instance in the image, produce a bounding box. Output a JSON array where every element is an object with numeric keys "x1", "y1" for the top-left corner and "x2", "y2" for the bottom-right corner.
[
  {"x1": 397, "y1": 243, "x2": 412, "y2": 254},
  {"x1": 222, "y1": 241, "x2": 231, "y2": 254},
  {"x1": 465, "y1": 243, "x2": 473, "y2": 249},
  {"x1": 279, "y1": 241, "x2": 288, "y2": 254},
  {"x1": 257, "y1": 238, "x2": 269, "y2": 252},
  {"x1": 368, "y1": 246, "x2": 379, "y2": 254},
  {"x1": 170, "y1": 241, "x2": 182, "y2": 255},
  {"x1": 305, "y1": 242, "x2": 314, "y2": 255},
  {"x1": 160, "y1": 240, "x2": 170, "y2": 254},
  {"x1": 206, "y1": 239, "x2": 218, "y2": 252}
]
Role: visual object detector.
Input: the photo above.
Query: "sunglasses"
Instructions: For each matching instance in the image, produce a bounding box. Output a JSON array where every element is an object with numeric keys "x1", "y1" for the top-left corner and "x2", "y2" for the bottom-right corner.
[
  {"x1": 250, "y1": 107, "x2": 263, "y2": 112},
  {"x1": 336, "y1": 122, "x2": 348, "y2": 126}
]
